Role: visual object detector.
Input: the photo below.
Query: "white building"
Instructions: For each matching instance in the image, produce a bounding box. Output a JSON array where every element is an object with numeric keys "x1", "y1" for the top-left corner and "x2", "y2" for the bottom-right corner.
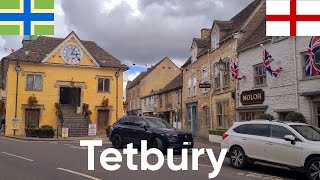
[{"x1": 237, "y1": 20, "x2": 320, "y2": 127}]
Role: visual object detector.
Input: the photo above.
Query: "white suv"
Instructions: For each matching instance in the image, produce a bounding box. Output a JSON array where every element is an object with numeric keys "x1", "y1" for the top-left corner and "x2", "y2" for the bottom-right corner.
[{"x1": 221, "y1": 120, "x2": 320, "y2": 180}]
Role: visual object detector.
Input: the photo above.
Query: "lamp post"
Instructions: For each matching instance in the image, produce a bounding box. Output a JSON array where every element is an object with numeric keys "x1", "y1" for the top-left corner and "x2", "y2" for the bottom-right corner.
[
  {"x1": 14, "y1": 60, "x2": 21, "y2": 136},
  {"x1": 115, "y1": 70, "x2": 120, "y2": 120}
]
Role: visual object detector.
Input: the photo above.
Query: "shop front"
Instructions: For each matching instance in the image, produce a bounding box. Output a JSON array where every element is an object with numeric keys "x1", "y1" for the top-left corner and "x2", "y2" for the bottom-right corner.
[
  {"x1": 301, "y1": 91, "x2": 320, "y2": 128},
  {"x1": 237, "y1": 89, "x2": 266, "y2": 121}
]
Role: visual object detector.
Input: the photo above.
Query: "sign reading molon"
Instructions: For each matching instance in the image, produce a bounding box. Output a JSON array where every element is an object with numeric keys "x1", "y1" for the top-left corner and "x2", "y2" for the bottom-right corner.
[{"x1": 240, "y1": 89, "x2": 265, "y2": 105}]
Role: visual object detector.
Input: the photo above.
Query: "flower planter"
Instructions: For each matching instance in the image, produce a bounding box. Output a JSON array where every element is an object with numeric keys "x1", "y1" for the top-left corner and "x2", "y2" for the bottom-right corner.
[
  {"x1": 209, "y1": 134, "x2": 222, "y2": 144},
  {"x1": 38, "y1": 130, "x2": 54, "y2": 138},
  {"x1": 25, "y1": 129, "x2": 38, "y2": 137}
]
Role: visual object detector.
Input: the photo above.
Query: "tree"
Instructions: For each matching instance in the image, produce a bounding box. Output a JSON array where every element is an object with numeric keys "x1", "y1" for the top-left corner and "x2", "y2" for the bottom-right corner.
[
  {"x1": 285, "y1": 112, "x2": 306, "y2": 123},
  {"x1": 258, "y1": 113, "x2": 274, "y2": 120}
]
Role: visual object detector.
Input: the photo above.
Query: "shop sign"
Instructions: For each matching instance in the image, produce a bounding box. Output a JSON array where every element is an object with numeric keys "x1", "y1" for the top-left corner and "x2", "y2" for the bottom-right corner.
[
  {"x1": 199, "y1": 83, "x2": 211, "y2": 89},
  {"x1": 62, "y1": 127, "x2": 68, "y2": 138},
  {"x1": 240, "y1": 89, "x2": 265, "y2": 105},
  {"x1": 88, "y1": 124, "x2": 97, "y2": 136},
  {"x1": 11, "y1": 118, "x2": 20, "y2": 130}
]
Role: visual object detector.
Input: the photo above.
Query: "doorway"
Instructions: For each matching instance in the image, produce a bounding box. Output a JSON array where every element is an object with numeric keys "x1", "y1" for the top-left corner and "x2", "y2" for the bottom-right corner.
[
  {"x1": 187, "y1": 103, "x2": 198, "y2": 134},
  {"x1": 172, "y1": 110, "x2": 181, "y2": 129},
  {"x1": 60, "y1": 87, "x2": 81, "y2": 107},
  {"x1": 98, "y1": 110, "x2": 110, "y2": 131},
  {"x1": 25, "y1": 109, "x2": 40, "y2": 127}
]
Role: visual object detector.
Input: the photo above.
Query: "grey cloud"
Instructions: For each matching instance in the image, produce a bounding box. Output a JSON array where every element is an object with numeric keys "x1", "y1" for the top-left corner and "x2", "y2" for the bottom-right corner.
[{"x1": 60, "y1": 0, "x2": 254, "y2": 66}]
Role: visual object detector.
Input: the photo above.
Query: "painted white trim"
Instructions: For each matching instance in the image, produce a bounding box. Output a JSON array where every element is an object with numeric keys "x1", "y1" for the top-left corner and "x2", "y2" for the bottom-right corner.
[{"x1": 41, "y1": 32, "x2": 100, "y2": 67}]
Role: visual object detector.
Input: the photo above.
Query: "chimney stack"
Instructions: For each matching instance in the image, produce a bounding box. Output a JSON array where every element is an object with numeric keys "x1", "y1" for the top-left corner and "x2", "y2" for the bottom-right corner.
[{"x1": 201, "y1": 28, "x2": 211, "y2": 39}]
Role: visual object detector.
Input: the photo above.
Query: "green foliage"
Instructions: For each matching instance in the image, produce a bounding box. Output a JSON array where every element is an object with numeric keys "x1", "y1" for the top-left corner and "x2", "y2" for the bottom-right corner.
[
  {"x1": 40, "y1": 125, "x2": 54, "y2": 131},
  {"x1": 285, "y1": 112, "x2": 306, "y2": 123},
  {"x1": 258, "y1": 113, "x2": 274, "y2": 120},
  {"x1": 209, "y1": 129, "x2": 227, "y2": 136}
]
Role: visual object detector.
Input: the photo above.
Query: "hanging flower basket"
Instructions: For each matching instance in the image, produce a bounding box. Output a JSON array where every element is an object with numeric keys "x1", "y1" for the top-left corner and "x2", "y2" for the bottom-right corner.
[
  {"x1": 28, "y1": 94, "x2": 38, "y2": 106},
  {"x1": 101, "y1": 96, "x2": 109, "y2": 108}
]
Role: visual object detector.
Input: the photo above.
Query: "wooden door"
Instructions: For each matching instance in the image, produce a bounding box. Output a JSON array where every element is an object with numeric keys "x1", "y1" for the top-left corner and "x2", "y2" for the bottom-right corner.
[
  {"x1": 25, "y1": 109, "x2": 40, "y2": 128},
  {"x1": 98, "y1": 110, "x2": 109, "y2": 130}
]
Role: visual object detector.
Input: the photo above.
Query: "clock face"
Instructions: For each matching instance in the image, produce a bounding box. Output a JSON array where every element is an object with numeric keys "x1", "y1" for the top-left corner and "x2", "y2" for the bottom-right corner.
[{"x1": 61, "y1": 44, "x2": 83, "y2": 64}]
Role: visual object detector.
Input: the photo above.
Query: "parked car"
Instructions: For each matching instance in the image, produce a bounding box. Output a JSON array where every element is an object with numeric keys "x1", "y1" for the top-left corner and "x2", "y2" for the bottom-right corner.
[
  {"x1": 221, "y1": 120, "x2": 320, "y2": 180},
  {"x1": 107, "y1": 116, "x2": 194, "y2": 152}
]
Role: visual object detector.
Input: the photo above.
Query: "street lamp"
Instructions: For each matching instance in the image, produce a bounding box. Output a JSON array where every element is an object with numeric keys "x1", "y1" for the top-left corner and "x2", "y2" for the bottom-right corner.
[
  {"x1": 115, "y1": 70, "x2": 120, "y2": 120},
  {"x1": 14, "y1": 60, "x2": 21, "y2": 136}
]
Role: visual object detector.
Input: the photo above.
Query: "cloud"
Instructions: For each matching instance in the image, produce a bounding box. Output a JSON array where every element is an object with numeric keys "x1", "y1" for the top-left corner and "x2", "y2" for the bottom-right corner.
[
  {"x1": 60, "y1": 0, "x2": 254, "y2": 66},
  {"x1": 123, "y1": 71, "x2": 141, "y2": 99}
]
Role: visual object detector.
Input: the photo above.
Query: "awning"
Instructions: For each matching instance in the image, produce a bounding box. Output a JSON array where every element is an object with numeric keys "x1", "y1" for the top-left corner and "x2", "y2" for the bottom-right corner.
[
  {"x1": 236, "y1": 105, "x2": 268, "y2": 111},
  {"x1": 300, "y1": 91, "x2": 320, "y2": 97}
]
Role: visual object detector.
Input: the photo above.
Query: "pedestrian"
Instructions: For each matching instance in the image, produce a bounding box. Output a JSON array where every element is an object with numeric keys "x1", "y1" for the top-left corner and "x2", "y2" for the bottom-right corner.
[{"x1": 0, "y1": 114, "x2": 5, "y2": 134}]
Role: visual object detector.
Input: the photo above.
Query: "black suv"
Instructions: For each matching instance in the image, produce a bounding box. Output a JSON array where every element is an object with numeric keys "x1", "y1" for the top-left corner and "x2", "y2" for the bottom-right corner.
[{"x1": 108, "y1": 116, "x2": 194, "y2": 152}]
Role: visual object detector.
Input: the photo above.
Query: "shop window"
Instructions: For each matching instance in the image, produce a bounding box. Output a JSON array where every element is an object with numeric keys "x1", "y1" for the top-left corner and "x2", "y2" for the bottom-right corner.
[
  {"x1": 304, "y1": 51, "x2": 320, "y2": 77},
  {"x1": 217, "y1": 101, "x2": 228, "y2": 128},
  {"x1": 26, "y1": 74, "x2": 43, "y2": 91},
  {"x1": 203, "y1": 107, "x2": 210, "y2": 127},
  {"x1": 239, "y1": 111, "x2": 264, "y2": 121},
  {"x1": 98, "y1": 78, "x2": 110, "y2": 92},
  {"x1": 254, "y1": 64, "x2": 267, "y2": 86}
]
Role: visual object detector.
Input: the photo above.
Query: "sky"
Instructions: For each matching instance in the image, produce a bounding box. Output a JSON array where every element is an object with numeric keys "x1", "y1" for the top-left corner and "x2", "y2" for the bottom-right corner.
[{"x1": 0, "y1": 0, "x2": 254, "y2": 95}]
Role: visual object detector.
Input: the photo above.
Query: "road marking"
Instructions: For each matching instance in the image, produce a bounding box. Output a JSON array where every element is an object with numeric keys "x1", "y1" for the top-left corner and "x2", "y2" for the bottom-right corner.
[
  {"x1": 198, "y1": 163, "x2": 213, "y2": 168},
  {"x1": 0, "y1": 137, "x2": 27, "y2": 142},
  {"x1": 237, "y1": 172, "x2": 283, "y2": 180},
  {"x1": 49, "y1": 142, "x2": 57, "y2": 144},
  {"x1": 57, "y1": 168, "x2": 101, "y2": 180},
  {"x1": 1, "y1": 152, "x2": 34, "y2": 162}
]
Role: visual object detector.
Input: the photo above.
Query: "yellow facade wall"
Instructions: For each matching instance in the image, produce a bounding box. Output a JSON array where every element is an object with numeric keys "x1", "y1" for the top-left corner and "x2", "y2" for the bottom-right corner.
[{"x1": 4, "y1": 38, "x2": 124, "y2": 136}]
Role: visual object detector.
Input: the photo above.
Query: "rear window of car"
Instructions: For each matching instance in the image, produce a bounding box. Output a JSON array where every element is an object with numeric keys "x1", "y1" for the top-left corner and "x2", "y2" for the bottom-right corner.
[
  {"x1": 234, "y1": 124, "x2": 269, "y2": 137},
  {"x1": 233, "y1": 124, "x2": 249, "y2": 134}
]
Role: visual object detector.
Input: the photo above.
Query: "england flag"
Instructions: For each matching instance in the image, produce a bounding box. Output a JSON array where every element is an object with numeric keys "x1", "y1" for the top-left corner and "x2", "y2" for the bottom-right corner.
[{"x1": 266, "y1": 0, "x2": 320, "y2": 36}]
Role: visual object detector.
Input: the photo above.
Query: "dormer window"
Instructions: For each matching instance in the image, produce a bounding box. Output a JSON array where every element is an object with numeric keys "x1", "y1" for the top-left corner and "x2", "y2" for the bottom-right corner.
[
  {"x1": 191, "y1": 44, "x2": 197, "y2": 63},
  {"x1": 211, "y1": 31, "x2": 219, "y2": 50}
]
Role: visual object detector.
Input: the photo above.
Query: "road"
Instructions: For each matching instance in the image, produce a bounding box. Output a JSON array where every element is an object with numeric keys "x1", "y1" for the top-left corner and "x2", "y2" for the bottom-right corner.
[{"x1": 0, "y1": 137, "x2": 305, "y2": 180}]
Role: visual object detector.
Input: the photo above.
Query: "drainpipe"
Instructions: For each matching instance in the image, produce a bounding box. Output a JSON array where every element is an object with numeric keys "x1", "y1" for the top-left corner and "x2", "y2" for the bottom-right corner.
[
  {"x1": 115, "y1": 69, "x2": 120, "y2": 120},
  {"x1": 208, "y1": 49, "x2": 213, "y2": 130},
  {"x1": 14, "y1": 60, "x2": 21, "y2": 136},
  {"x1": 293, "y1": 37, "x2": 300, "y2": 112}
]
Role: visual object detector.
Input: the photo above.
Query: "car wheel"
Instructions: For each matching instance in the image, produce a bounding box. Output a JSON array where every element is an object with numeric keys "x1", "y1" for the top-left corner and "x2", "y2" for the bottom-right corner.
[
  {"x1": 230, "y1": 146, "x2": 247, "y2": 169},
  {"x1": 306, "y1": 157, "x2": 320, "y2": 180},
  {"x1": 111, "y1": 134, "x2": 123, "y2": 149},
  {"x1": 151, "y1": 137, "x2": 165, "y2": 152}
]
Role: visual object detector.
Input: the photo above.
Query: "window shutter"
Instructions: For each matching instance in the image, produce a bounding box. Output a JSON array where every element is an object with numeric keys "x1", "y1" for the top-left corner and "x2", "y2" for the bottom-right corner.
[
  {"x1": 104, "y1": 79, "x2": 110, "y2": 92},
  {"x1": 98, "y1": 78, "x2": 104, "y2": 92}
]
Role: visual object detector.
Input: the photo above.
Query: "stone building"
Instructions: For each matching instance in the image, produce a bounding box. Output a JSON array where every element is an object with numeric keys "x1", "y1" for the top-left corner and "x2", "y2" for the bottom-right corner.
[
  {"x1": 1, "y1": 32, "x2": 128, "y2": 136},
  {"x1": 237, "y1": 21, "x2": 320, "y2": 127},
  {"x1": 126, "y1": 57, "x2": 180, "y2": 116},
  {"x1": 181, "y1": 0, "x2": 265, "y2": 137},
  {"x1": 156, "y1": 73, "x2": 183, "y2": 128}
]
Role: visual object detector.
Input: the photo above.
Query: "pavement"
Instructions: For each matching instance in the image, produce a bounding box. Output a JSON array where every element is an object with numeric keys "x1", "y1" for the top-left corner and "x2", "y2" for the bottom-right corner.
[{"x1": 0, "y1": 136, "x2": 306, "y2": 180}]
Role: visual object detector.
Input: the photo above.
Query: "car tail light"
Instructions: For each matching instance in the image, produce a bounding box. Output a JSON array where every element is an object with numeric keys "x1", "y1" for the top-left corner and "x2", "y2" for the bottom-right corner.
[{"x1": 222, "y1": 133, "x2": 229, "y2": 140}]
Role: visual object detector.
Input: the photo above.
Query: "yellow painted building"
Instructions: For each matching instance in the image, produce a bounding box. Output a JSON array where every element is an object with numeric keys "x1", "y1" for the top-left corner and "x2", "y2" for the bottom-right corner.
[{"x1": 1, "y1": 32, "x2": 128, "y2": 136}]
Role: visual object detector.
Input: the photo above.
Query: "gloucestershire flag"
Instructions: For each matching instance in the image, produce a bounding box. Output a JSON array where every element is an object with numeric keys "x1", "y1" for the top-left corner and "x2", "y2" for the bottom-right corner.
[
  {"x1": 0, "y1": 0, "x2": 54, "y2": 35},
  {"x1": 266, "y1": 0, "x2": 320, "y2": 36}
]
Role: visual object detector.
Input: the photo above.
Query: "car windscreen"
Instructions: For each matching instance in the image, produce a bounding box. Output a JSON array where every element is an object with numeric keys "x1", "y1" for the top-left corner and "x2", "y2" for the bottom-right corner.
[
  {"x1": 290, "y1": 125, "x2": 320, "y2": 141},
  {"x1": 144, "y1": 118, "x2": 172, "y2": 128}
]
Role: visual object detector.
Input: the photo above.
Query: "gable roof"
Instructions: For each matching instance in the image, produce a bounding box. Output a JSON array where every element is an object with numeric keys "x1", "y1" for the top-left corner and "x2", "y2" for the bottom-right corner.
[
  {"x1": 213, "y1": 0, "x2": 263, "y2": 38},
  {"x1": 126, "y1": 57, "x2": 174, "y2": 89},
  {"x1": 158, "y1": 73, "x2": 183, "y2": 94},
  {"x1": 2, "y1": 33, "x2": 128, "y2": 69},
  {"x1": 181, "y1": 57, "x2": 191, "y2": 68},
  {"x1": 193, "y1": 37, "x2": 210, "y2": 49},
  {"x1": 238, "y1": 19, "x2": 271, "y2": 51}
]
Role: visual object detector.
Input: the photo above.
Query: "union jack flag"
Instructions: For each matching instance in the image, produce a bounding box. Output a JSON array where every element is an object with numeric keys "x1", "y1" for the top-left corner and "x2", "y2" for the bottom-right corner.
[
  {"x1": 230, "y1": 61, "x2": 245, "y2": 80},
  {"x1": 305, "y1": 36, "x2": 320, "y2": 76},
  {"x1": 263, "y1": 49, "x2": 282, "y2": 79}
]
